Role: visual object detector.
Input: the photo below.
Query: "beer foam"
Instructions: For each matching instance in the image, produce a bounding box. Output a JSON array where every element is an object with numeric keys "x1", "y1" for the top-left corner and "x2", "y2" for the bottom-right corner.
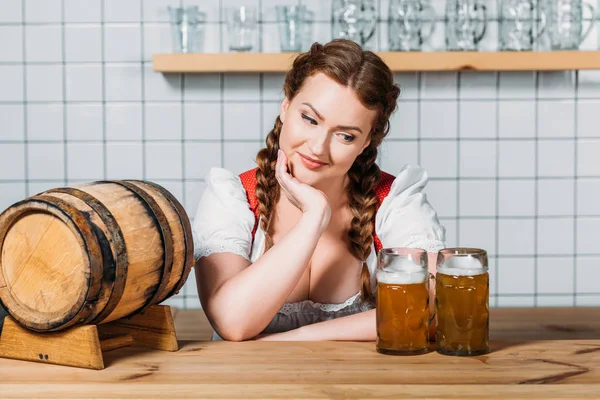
[
  {"x1": 377, "y1": 258, "x2": 427, "y2": 284},
  {"x1": 437, "y1": 255, "x2": 487, "y2": 276}
]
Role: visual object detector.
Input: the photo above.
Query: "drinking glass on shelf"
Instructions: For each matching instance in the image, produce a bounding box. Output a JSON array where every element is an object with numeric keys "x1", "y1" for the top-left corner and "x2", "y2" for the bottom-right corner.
[
  {"x1": 227, "y1": 5, "x2": 258, "y2": 52},
  {"x1": 276, "y1": 5, "x2": 311, "y2": 52},
  {"x1": 332, "y1": 0, "x2": 377, "y2": 49},
  {"x1": 499, "y1": 0, "x2": 547, "y2": 51},
  {"x1": 168, "y1": 6, "x2": 206, "y2": 53},
  {"x1": 545, "y1": 0, "x2": 596, "y2": 50},
  {"x1": 445, "y1": 0, "x2": 487, "y2": 51},
  {"x1": 388, "y1": 0, "x2": 436, "y2": 51}
]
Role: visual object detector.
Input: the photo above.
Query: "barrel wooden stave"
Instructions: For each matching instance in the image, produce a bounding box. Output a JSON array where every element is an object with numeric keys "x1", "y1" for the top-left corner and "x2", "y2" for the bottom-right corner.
[{"x1": 0, "y1": 180, "x2": 193, "y2": 332}]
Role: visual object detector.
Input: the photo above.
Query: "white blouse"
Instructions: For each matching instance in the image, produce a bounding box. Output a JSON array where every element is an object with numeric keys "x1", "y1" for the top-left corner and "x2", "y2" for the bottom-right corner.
[{"x1": 192, "y1": 164, "x2": 446, "y2": 296}]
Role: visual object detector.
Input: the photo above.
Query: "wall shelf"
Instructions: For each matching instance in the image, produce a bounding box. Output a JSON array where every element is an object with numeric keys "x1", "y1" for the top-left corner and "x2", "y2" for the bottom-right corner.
[{"x1": 153, "y1": 51, "x2": 600, "y2": 73}]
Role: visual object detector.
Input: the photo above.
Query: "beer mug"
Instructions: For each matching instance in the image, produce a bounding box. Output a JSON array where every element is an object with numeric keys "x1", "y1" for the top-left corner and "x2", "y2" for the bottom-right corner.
[
  {"x1": 445, "y1": 0, "x2": 487, "y2": 51},
  {"x1": 499, "y1": 0, "x2": 546, "y2": 51},
  {"x1": 376, "y1": 248, "x2": 430, "y2": 355},
  {"x1": 545, "y1": 0, "x2": 596, "y2": 50},
  {"x1": 332, "y1": 0, "x2": 377, "y2": 49},
  {"x1": 435, "y1": 248, "x2": 490, "y2": 356},
  {"x1": 388, "y1": 0, "x2": 436, "y2": 51}
]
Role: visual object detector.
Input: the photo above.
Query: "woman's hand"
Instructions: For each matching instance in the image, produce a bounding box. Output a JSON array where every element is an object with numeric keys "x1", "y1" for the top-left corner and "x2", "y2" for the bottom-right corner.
[{"x1": 275, "y1": 149, "x2": 331, "y2": 232}]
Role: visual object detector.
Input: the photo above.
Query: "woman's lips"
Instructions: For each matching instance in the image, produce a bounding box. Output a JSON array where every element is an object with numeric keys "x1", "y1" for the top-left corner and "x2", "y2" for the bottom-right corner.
[{"x1": 298, "y1": 152, "x2": 327, "y2": 170}]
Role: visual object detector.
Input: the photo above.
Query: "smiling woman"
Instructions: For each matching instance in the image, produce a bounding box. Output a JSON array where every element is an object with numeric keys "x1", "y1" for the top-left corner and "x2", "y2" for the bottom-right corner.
[{"x1": 192, "y1": 39, "x2": 446, "y2": 342}]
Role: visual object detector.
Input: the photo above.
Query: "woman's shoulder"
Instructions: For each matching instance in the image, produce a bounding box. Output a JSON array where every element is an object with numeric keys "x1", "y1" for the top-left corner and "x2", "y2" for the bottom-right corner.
[
  {"x1": 199, "y1": 167, "x2": 256, "y2": 211},
  {"x1": 376, "y1": 164, "x2": 429, "y2": 202}
]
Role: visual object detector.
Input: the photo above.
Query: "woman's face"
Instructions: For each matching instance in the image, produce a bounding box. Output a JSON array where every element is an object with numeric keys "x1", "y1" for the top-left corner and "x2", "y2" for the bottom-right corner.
[{"x1": 278, "y1": 73, "x2": 377, "y2": 187}]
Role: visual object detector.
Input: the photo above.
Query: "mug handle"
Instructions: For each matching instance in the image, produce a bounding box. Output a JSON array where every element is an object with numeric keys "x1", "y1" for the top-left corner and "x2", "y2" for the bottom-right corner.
[
  {"x1": 361, "y1": 2, "x2": 377, "y2": 45},
  {"x1": 533, "y1": 10, "x2": 547, "y2": 41},
  {"x1": 474, "y1": 3, "x2": 487, "y2": 43},
  {"x1": 579, "y1": 2, "x2": 596, "y2": 45},
  {"x1": 420, "y1": 4, "x2": 437, "y2": 42}
]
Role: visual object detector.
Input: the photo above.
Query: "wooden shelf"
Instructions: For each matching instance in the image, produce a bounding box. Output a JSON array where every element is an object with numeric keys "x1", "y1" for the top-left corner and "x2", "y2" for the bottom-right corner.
[{"x1": 153, "y1": 51, "x2": 600, "y2": 73}]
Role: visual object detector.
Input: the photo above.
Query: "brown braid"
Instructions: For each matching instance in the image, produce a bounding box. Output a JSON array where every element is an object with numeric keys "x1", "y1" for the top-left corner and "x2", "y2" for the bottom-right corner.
[
  {"x1": 254, "y1": 39, "x2": 401, "y2": 303},
  {"x1": 346, "y1": 146, "x2": 381, "y2": 303},
  {"x1": 255, "y1": 117, "x2": 283, "y2": 251}
]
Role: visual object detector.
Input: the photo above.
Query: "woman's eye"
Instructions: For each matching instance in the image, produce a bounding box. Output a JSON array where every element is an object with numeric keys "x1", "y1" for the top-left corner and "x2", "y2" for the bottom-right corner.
[
  {"x1": 301, "y1": 114, "x2": 317, "y2": 125},
  {"x1": 340, "y1": 133, "x2": 355, "y2": 143}
]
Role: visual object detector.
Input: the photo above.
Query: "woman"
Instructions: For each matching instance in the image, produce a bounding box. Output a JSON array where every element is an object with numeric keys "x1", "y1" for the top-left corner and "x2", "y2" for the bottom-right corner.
[{"x1": 192, "y1": 39, "x2": 446, "y2": 342}]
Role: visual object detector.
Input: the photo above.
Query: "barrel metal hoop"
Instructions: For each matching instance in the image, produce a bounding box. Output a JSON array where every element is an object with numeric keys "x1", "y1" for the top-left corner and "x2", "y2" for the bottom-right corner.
[
  {"x1": 109, "y1": 181, "x2": 174, "y2": 314},
  {"x1": 130, "y1": 180, "x2": 194, "y2": 301},
  {"x1": 47, "y1": 187, "x2": 129, "y2": 325},
  {"x1": 0, "y1": 196, "x2": 103, "y2": 331}
]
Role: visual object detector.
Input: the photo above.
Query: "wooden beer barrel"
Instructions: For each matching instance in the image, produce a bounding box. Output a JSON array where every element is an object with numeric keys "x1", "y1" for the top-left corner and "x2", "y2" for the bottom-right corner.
[{"x1": 0, "y1": 180, "x2": 194, "y2": 332}]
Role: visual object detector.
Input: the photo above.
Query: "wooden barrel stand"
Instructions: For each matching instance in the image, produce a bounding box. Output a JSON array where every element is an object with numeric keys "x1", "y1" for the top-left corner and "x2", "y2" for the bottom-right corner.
[
  {"x1": 0, "y1": 180, "x2": 194, "y2": 369},
  {"x1": 0, "y1": 304, "x2": 177, "y2": 370}
]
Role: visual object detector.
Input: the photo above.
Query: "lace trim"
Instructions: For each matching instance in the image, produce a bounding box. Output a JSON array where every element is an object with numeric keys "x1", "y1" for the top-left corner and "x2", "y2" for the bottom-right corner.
[
  {"x1": 195, "y1": 243, "x2": 250, "y2": 261},
  {"x1": 404, "y1": 238, "x2": 446, "y2": 253},
  {"x1": 278, "y1": 292, "x2": 362, "y2": 315}
]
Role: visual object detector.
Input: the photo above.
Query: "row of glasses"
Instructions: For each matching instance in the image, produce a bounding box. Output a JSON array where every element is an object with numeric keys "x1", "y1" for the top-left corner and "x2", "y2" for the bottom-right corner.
[
  {"x1": 168, "y1": 4, "x2": 311, "y2": 53},
  {"x1": 376, "y1": 247, "x2": 489, "y2": 356},
  {"x1": 337, "y1": 0, "x2": 596, "y2": 51},
  {"x1": 168, "y1": 0, "x2": 596, "y2": 54}
]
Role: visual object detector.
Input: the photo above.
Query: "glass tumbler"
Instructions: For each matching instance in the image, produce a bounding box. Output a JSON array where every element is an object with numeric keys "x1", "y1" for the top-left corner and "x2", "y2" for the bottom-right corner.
[
  {"x1": 168, "y1": 6, "x2": 206, "y2": 53},
  {"x1": 276, "y1": 5, "x2": 310, "y2": 52},
  {"x1": 435, "y1": 248, "x2": 490, "y2": 356},
  {"x1": 227, "y1": 6, "x2": 258, "y2": 52},
  {"x1": 376, "y1": 248, "x2": 430, "y2": 355}
]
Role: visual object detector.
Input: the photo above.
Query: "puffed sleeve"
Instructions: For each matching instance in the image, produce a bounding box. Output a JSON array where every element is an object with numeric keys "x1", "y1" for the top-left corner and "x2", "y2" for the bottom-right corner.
[
  {"x1": 375, "y1": 165, "x2": 446, "y2": 252},
  {"x1": 191, "y1": 167, "x2": 256, "y2": 262}
]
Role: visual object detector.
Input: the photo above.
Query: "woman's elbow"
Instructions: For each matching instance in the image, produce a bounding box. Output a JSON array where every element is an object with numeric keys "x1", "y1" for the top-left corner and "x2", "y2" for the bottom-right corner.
[
  {"x1": 214, "y1": 324, "x2": 255, "y2": 342},
  {"x1": 210, "y1": 313, "x2": 256, "y2": 342}
]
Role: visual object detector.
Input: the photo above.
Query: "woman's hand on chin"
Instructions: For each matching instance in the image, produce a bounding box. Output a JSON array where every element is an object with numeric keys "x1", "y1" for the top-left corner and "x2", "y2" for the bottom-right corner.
[{"x1": 276, "y1": 149, "x2": 331, "y2": 233}]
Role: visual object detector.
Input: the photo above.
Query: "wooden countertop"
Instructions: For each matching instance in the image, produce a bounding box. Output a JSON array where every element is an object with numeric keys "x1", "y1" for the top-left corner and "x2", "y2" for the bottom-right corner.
[{"x1": 0, "y1": 307, "x2": 599, "y2": 399}]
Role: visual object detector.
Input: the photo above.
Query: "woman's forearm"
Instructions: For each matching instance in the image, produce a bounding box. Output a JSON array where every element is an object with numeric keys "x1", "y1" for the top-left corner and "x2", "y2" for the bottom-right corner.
[
  {"x1": 257, "y1": 309, "x2": 377, "y2": 341},
  {"x1": 210, "y1": 211, "x2": 326, "y2": 341}
]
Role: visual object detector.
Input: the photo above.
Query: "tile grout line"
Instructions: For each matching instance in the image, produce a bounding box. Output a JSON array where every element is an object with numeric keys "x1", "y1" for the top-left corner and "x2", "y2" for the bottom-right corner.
[
  {"x1": 22, "y1": 0, "x2": 29, "y2": 197},
  {"x1": 61, "y1": 0, "x2": 69, "y2": 186},
  {"x1": 140, "y1": 0, "x2": 146, "y2": 180},
  {"x1": 573, "y1": 70, "x2": 579, "y2": 306},
  {"x1": 533, "y1": 71, "x2": 540, "y2": 307},
  {"x1": 494, "y1": 71, "x2": 500, "y2": 307},
  {"x1": 101, "y1": 0, "x2": 107, "y2": 180},
  {"x1": 456, "y1": 72, "x2": 461, "y2": 248}
]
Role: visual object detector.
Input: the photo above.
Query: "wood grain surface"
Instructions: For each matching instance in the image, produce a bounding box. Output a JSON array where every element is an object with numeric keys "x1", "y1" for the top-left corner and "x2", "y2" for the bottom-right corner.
[{"x1": 0, "y1": 307, "x2": 598, "y2": 399}]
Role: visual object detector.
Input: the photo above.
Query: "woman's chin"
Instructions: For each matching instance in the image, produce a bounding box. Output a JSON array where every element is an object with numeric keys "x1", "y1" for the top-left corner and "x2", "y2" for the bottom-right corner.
[{"x1": 290, "y1": 162, "x2": 321, "y2": 185}]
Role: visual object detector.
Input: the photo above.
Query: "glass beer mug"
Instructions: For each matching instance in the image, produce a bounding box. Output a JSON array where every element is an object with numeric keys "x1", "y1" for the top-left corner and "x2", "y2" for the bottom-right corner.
[
  {"x1": 332, "y1": 0, "x2": 377, "y2": 49},
  {"x1": 389, "y1": 0, "x2": 436, "y2": 51},
  {"x1": 435, "y1": 248, "x2": 490, "y2": 356},
  {"x1": 376, "y1": 248, "x2": 430, "y2": 355}
]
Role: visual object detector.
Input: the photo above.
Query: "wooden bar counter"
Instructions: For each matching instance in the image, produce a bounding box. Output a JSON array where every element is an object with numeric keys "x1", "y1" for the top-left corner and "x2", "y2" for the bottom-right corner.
[{"x1": 0, "y1": 307, "x2": 598, "y2": 399}]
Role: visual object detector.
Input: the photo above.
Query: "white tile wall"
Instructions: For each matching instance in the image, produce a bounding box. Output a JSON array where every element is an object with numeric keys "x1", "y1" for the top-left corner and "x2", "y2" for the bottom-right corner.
[
  {"x1": 0, "y1": 26, "x2": 23, "y2": 63},
  {"x1": 0, "y1": 104, "x2": 25, "y2": 141},
  {"x1": 0, "y1": 0, "x2": 599, "y2": 310}
]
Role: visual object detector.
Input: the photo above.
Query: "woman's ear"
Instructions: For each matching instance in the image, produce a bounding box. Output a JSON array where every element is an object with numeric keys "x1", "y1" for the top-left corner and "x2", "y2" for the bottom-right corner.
[
  {"x1": 279, "y1": 97, "x2": 290, "y2": 123},
  {"x1": 360, "y1": 137, "x2": 372, "y2": 153}
]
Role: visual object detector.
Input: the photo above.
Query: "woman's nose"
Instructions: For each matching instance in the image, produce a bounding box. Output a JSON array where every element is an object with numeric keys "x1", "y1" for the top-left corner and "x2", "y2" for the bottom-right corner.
[{"x1": 308, "y1": 130, "x2": 329, "y2": 157}]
